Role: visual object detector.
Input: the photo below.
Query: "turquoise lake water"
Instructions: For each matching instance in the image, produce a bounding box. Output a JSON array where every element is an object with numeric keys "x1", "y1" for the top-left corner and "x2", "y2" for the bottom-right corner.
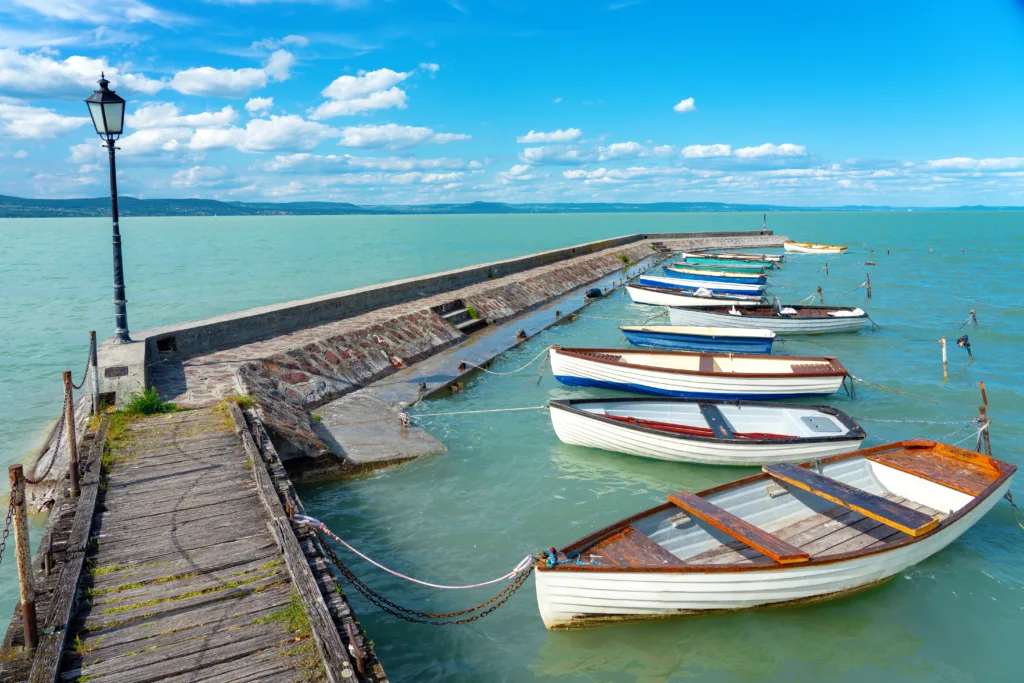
[{"x1": 1, "y1": 212, "x2": 1022, "y2": 681}]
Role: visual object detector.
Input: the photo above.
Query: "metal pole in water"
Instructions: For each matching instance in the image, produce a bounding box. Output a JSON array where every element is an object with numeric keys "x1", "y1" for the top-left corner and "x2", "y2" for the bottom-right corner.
[
  {"x1": 89, "y1": 330, "x2": 100, "y2": 415},
  {"x1": 940, "y1": 338, "x2": 948, "y2": 379},
  {"x1": 63, "y1": 371, "x2": 81, "y2": 498},
  {"x1": 9, "y1": 465, "x2": 38, "y2": 651},
  {"x1": 866, "y1": 273, "x2": 872, "y2": 299},
  {"x1": 825, "y1": 261, "x2": 828, "y2": 275}
]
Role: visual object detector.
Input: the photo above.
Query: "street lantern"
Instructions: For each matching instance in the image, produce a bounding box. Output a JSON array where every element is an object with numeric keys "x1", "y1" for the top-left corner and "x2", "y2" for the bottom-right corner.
[
  {"x1": 84, "y1": 74, "x2": 125, "y2": 137},
  {"x1": 84, "y1": 73, "x2": 131, "y2": 343}
]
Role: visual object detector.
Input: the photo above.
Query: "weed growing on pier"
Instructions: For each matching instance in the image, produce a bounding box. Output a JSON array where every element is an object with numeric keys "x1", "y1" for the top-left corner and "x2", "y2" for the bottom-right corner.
[
  {"x1": 255, "y1": 590, "x2": 326, "y2": 681},
  {"x1": 466, "y1": 305, "x2": 480, "y2": 319},
  {"x1": 124, "y1": 387, "x2": 178, "y2": 416},
  {"x1": 71, "y1": 634, "x2": 102, "y2": 656},
  {"x1": 311, "y1": 413, "x2": 322, "y2": 422},
  {"x1": 225, "y1": 392, "x2": 255, "y2": 409}
]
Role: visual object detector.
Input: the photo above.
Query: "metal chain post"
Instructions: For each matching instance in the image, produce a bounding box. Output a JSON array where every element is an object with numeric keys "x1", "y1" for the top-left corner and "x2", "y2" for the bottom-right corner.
[
  {"x1": 9, "y1": 465, "x2": 38, "y2": 650},
  {"x1": 63, "y1": 371, "x2": 81, "y2": 497}
]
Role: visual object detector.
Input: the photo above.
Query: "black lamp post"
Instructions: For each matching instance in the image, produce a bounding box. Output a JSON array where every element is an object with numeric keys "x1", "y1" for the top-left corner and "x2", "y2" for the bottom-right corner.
[{"x1": 85, "y1": 73, "x2": 131, "y2": 343}]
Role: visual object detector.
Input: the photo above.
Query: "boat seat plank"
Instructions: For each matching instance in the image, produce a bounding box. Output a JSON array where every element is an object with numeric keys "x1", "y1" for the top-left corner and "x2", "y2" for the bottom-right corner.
[
  {"x1": 698, "y1": 403, "x2": 735, "y2": 439},
  {"x1": 698, "y1": 355, "x2": 715, "y2": 373},
  {"x1": 763, "y1": 463, "x2": 939, "y2": 537},
  {"x1": 790, "y1": 363, "x2": 834, "y2": 375},
  {"x1": 668, "y1": 491, "x2": 809, "y2": 564},
  {"x1": 866, "y1": 444, "x2": 1000, "y2": 497},
  {"x1": 586, "y1": 526, "x2": 686, "y2": 568}
]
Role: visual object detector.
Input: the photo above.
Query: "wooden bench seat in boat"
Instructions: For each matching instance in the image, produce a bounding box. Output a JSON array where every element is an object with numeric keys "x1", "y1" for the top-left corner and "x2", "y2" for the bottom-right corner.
[
  {"x1": 687, "y1": 494, "x2": 946, "y2": 566},
  {"x1": 864, "y1": 439, "x2": 1002, "y2": 497},
  {"x1": 697, "y1": 402, "x2": 734, "y2": 438},
  {"x1": 763, "y1": 462, "x2": 939, "y2": 537},
  {"x1": 582, "y1": 526, "x2": 685, "y2": 568},
  {"x1": 668, "y1": 491, "x2": 809, "y2": 564}
]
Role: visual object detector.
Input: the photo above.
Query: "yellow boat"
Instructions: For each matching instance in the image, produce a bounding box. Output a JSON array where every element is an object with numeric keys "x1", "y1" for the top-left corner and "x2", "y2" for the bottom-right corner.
[{"x1": 783, "y1": 241, "x2": 848, "y2": 254}]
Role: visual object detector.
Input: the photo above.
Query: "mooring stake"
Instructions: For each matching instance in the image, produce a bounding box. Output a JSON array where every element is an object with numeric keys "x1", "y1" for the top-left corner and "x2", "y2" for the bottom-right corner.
[
  {"x1": 63, "y1": 371, "x2": 80, "y2": 498},
  {"x1": 8, "y1": 465, "x2": 38, "y2": 651}
]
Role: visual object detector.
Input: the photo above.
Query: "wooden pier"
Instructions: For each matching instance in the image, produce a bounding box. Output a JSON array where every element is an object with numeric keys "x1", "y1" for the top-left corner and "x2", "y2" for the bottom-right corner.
[{"x1": 1, "y1": 404, "x2": 384, "y2": 683}]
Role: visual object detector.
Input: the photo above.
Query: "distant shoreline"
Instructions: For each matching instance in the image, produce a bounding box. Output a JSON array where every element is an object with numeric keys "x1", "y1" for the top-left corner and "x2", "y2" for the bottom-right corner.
[{"x1": 0, "y1": 195, "x2": 1018, "y2": 218}]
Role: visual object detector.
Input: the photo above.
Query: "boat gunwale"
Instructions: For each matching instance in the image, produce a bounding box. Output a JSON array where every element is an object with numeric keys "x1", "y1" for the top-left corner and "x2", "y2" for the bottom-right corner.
[
  {"x1": 548, "y1": 398, "x2": 866, "y2": 446},
  {"x1": 627, "y1": 283, "x2": 766, "y2": 303},
  {"x1": 664, "y1": 266, "x2": 769, "y2": 281},
  {"x1": 551, "y1": 345, "x2": 850, "y2": 378},
  {"x1": 676, "y1": 304, "x2": 868, "y2": 319},
  {"x1": 618, "y1": 325, "x2": 777, "y2": 340},
  {"x1": 537, "y1": 439, "x2": 1016, "y2": 574}
]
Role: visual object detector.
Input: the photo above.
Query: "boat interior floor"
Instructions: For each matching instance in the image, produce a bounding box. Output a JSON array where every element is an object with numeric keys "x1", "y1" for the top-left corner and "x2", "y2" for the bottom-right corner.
[{"x1": 584, "y1": 494, "x2": 946, "y2": 569}]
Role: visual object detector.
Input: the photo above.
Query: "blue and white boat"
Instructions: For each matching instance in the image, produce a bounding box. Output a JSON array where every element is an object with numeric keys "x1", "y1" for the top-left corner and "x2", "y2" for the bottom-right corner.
[
  {"x1": 639, "y1": 274, "x2": 766, "y2": 295},
  {"x1": 627, "y1": 284, "x2": 764, "y2": 308},
  {"x1": 621, "y1": 325, "x2": 775, "y2": 354},
  {"x1": 663, "y1": 266, "x2": 768, "y2": 285}
]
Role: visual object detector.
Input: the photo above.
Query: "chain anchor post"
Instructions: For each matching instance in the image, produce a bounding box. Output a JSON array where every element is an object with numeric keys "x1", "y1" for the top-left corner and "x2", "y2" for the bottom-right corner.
[
  {"x1": 89, "y1": 330, "x2": 100, "y2": 415},
  {"x1": 63, "y1": 371, "x2": 81, "y2": 498},
  {"x1": 9, "y1": 465, "x2": 38, "y2": 651}
]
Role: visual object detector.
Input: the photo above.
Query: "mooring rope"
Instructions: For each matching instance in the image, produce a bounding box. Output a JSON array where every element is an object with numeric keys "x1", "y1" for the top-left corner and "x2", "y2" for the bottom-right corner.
[
  {"x1": 950, "y1": 423, "x2": 988, "y2": 447},
  {"x1": 295, "y1": 515, "x2": 533, "y2": 589},
  {"x1": 850, "y1": 375, "x2": 941, "y2": 405},
  {"x1": 412, "y1": 405, "x2": 548, "y2": 418},
  {"x1": 1004, "y1": 493, "x2": 1024, "y2": 533},
  {"x1": 852, "y1": 417, "x2": 973, "y2": 425},
  {"x1": 460, "y1": 345, "x2": 550, "y2": 376}
]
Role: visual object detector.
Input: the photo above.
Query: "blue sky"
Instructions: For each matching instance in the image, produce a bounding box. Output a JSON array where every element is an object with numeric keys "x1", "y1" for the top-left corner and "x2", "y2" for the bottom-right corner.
[{"x1": 2, "y1": 0, "x2": 1024, "y2": 206}]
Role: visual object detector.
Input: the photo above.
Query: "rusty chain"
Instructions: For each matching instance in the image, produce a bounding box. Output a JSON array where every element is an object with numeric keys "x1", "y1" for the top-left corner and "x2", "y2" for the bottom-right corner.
[
  {"x1": 0, "y1": 498, "x2": 14, "y2": 567},
  {"x1": 70, "y1": 350, "x2": 91, "y2": 390},
  {"x1": 313, "y1": 529, "x2": 534, "y2": 626},
  {"x1": 25, "y1": 407, "x2": 66, "y2": 485}
]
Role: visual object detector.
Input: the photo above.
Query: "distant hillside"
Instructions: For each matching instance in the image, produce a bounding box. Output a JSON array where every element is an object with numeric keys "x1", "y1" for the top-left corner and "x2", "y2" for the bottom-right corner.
[{"x1": 0, "y1": 195, "x2": 1017, "y2": 218}]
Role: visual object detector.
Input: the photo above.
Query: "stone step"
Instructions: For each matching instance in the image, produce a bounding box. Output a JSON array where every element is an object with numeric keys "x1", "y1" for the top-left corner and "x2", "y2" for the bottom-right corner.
[
  {"x1": 455, "y1": 317, "x2": 488, "y2": 335},
  {"x1": 442, "y1": 307, "x2": 472, "y2": 325}
]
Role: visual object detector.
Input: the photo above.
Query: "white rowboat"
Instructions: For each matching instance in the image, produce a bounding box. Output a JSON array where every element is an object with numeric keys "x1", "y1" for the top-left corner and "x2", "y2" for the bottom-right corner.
[
  {"x1": 682, "y1": 251, "x2": 784, "y2": 264},
  {"x1": 549, "y1": 398, "x2": 866, "y2": 466},
  {"x1": 668, "y1": 305, "x2": 869, "y2": 335},
  {"x1": 626, "y1": 285, "x2": 763, "y2": 308},
  {"x1": 549, "y1": 346, "x2": 848, "y2": 399},
  {"x1": 639, "y1": 274, "x2": 766, "y2": 295},
  {"x1": 535, "y1": 440, "x2": 1015, "y2": 628},
  {"x1": 783, "y1": 241, "x2": 848, "y2": 254}
]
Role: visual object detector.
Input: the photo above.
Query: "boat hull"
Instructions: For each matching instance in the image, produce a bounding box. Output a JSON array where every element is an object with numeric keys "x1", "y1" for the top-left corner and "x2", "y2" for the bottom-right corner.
[
  {"x1": 680, "y1": 259, "x2": 770, "y2": 272},
  {"x1": 639, "y1": 275, "x2": 766, "y2": 295},
  {"x1": 622, "y1": 327, "x2": 774, "y2": 354},
  {"x1": 626, "y1": 285, "x2": 762, "y2": 308},
  {"x1": 663, "y1": 267, "x2": 767, "y2": 285},
  {"x1": 549, "y1": 402, "x2": 864, "y2": 466},
  {"x1": 783, "y1": 242, "x2": 847, "y2": 254},
  {"x1": 668, "y1": 307, "x2": 868, "y2": 335},
  {"x1": 535, "y1": 477, "x2": 1010, "y2": 628},
  {"x1": 549, "y1": 349, "x2": 846, "y2": 400}
]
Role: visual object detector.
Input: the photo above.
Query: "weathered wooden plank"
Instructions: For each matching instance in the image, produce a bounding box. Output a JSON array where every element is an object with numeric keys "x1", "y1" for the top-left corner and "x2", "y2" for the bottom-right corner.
[
  {"x1": 87, "y1": 530, "x2": 272, "y2": 570},
  {"x1": 155, "y1": 650, "x2": 303, "y2": 683},
  {"x1": 669, "y1": 490, "x2": 809, "y2": 564},
  {"x1": 590, "y1": 526, "x2": 685, "y2": 567},
  {"x1": 88, "y1": 495, "x2": 259, "y2": 537},
  {"x1": 28, "y1": 417, "x2": 109, "y2": 683},
  {"x1": 93, "y1": 478, "x2": 255, "y2": 508},
  {"x1": 96, "y1": 487, "x2": 257, "y2": 520},
  {"x1": 867, "y1": 445, "x2": 999, "y2": 497},
  {"x1": 104, "y1": 467, "x2": 250, "y2": 494},
  {"x1": 763, "y1": 463, "x2": 939, "y2": 536}
]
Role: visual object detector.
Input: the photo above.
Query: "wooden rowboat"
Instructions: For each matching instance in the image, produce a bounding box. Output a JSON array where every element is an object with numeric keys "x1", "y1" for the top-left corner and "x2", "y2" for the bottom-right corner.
[
  {"x1": 663, "y1": 266, "x2": 768, "y2": 284},
  {"x1": 668, "y1": 305, "x2": 869, "y2": 335},
  {"x1": 620, "y1": 325, "x2": 775, "y2": 354},
  {"x1": 639, "y1": 274, "x2": 766, "y2": 295},
  {"x1": 783, "y1": 241, "x2": 848, "y2": 254},
  {"x1": 626, "y1": 284, "x2": 764, "y2": 308},
  {"x1": 682, "y1": 251, "x2": 784, "y2": 264},
  {"x1": 535, "y1": 439, "x2": 1015, "y2": 628},
  {"x1": 549, "y1": 397, "x2": 865, "y2": 465},
  {"x1": 549, "y1": 346, "x2": 848, "y2": 399},
  {"x1": 676, "y1": 260, "x2": 769, "y2": 274}
]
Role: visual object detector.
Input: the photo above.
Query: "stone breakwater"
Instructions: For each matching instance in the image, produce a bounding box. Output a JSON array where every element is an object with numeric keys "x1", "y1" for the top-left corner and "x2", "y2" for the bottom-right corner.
[{"x1": 235, "y1": 240, "x2": 658, "y2": 456}]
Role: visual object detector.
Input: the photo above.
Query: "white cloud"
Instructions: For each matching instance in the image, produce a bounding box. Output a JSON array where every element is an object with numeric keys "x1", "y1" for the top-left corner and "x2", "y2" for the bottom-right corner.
[
  {"x1": 310, "y1": 68, "x2": 411, "y2": 119},
  {"x1": 262, "y1": 50, "x2": 294, "y2": 81},
  {"x1": 419, "y1": 62, "x2": 440, "y2": 73},
  {"x1": 11, "y1": 0, "x2": 177, "y2": 27},
  {"x1": 553, "y1": 97, "x2": 562, "y2": 104},
  {"x1": 338, "y1": 123, "x2": 469, "y2": 149},
  {"x1": 264, "y1": 153, "x2": 473, "y2": 173},
  {"x1": 171, "y1": 165, "x2": 232, "y2": 188},
  {"x1": 516, "y1": 128, "x2": 581, "y2": 143},
  {"x1": 169, "y1": 50, "x2": 292, "y2": 97},
  {"x1": 13, "y1": 149, "x2": 28, "y2": 159},
  {"x1": 245, "y1": 97, "x2": 274, "y2": 114},
  {"x1": 251, "y1": 35, "x2": 309, "y2": 50},
  {"x1": 0, "y1": 48, "x2": 163, "y2": 96},
  {"x1": 126, "y1": 103, "x2": 238, "y2": 129},
  {"x1": 923, "y1": 157, "x2": 1024, "y2": 171},
  {"x1": 0, "y1": 98, "x2": 88, "y2": 139},
  {"x1": 673, "y1": 97, "x2": 696, "y2": 113},
  {"x1": 189, "y1": 114, "x2": 337, "y2": 152},
  {"x1": 520, "y1": 145, "x2": 593, "y2": 165},
  {"x1": 682, "y1": 144, "x2": 732, "y2": 158},
  {"x1": 734, "y1": 143, "x2": 807, "y2": 158},
  {"x1": 652, "y1": 145, "x2": 675, "y2": 157},
  {"x1": 598, "y1": 141, "x2": 646, "y2": 161}
]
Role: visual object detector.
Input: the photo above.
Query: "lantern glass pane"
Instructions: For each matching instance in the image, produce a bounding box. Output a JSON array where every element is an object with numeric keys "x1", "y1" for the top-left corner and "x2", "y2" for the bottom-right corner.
[
  {"x1": 103, "y1": 102, "x2": 124, "y2": 134},
  {"x1": 88, "y1": 101, "x2": 106, "y2": 134}
]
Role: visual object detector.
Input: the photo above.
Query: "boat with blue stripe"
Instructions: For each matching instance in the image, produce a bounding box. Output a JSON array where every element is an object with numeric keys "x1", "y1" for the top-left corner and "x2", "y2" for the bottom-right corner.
[
  {"x1": 663, "y1": 266, "x2": 768, "y2": 285},
  {"x1": 621, "y1": 325, "x2": 775, "y2": 354},
  {"x1": 639, "y1": 274, "x2": 766, "y2": 296}
]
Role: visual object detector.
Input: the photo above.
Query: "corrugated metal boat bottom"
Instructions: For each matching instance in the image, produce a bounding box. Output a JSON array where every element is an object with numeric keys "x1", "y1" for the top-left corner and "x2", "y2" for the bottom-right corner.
[
  {"x1": 622, "y1": 330, "x2": 773, "y2": 354},
  {"x1": 535, "y1": 478, "x2": 1010, "y2": 628},
  {"x1": 550, "y1": 408, "x2": 863, "y2": 465},
  {"x1": 553, "y1": 375, "x2": 834, "y2": 400}
]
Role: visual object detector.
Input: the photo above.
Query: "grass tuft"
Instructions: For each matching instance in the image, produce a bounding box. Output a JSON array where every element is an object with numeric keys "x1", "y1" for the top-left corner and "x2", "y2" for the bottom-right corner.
[
  {"x1": 465, "y1": 305, "x2": 479, "y2": 320},
  {"x1": 224, "y1": 393, "x2": 255, "y2": 410},
  {"x1": 123, "y1": 387, "x2": 178, "y2": 416}
]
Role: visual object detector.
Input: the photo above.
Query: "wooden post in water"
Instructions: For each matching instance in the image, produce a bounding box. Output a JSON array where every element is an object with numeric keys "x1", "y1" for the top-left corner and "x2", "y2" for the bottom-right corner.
[
  {"x1": 940, "y1": 338, "x2": 948, "y2": 379},
  {"x1": 8, "y1": 465, "x2": 38, "y2": 651},
  {"x1": 866, "y1": 273, "x2": 872, "y2": 299},
  {"x1": 825, "y1": 261, "x2": 828, "y2": 275},
  {"x1": 89, "y1": 330, "x2": 100, "y2": 415},
  {"x1": 979, "y1": 381, "x2": 988, "y2": 406},
  {"x1": 63, "y1": 371, "x2": 80, "y2": 498},
  {"x1": 979, "y1": 406, "x2": 992, "y2": 456},
  {"x1": 817, "y1": 286, "x2": 823, "y2": 305}
]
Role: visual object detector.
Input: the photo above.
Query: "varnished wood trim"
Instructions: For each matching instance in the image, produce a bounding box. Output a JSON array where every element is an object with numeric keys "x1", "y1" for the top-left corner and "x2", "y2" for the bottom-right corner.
[{"x1": 553, "y1": 346, "x2": 849, "y2": 378}]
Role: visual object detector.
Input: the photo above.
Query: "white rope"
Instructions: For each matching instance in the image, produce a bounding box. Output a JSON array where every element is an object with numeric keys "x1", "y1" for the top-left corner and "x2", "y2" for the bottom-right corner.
[
  {"x1": 294, "y1": 515, "x2": 533, "y2": 589},
  {"x1": 853, "y1": 417, "x2": 973, "y2": 425},
  {"x1": 460, "y1": 345, "x2": 550, "y2": 376},
  {"x1": 951, "y1": 423, "x2": 987, "y2": 447},
  {"x1": 412, "y1": 405, "x2": 548, "y2": 418}
]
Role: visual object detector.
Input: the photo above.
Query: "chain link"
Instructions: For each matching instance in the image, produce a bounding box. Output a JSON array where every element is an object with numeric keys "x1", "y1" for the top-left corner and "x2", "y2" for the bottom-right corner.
[
  {"x1": 0, "y1": 498, "x2": 14, "y2": 567},
  {"x1": 313, "y1": 529, "x2": 534, "y2": 626},
  {"x1": 70, "y1": 351, "x2": 90, "y2": 391},
  {"x1": 25, "y1": 407, "x2": 67, "y2": 485}
]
